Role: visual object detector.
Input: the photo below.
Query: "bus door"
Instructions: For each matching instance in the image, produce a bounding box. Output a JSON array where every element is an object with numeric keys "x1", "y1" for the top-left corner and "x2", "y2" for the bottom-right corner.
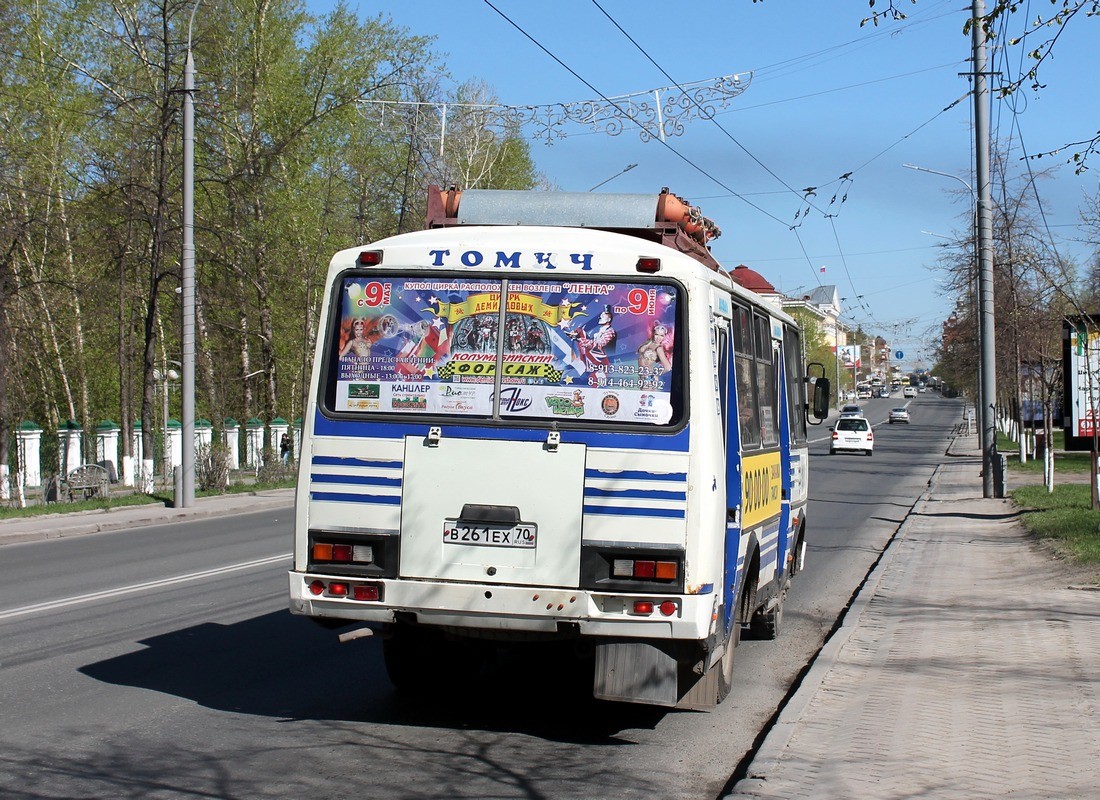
[{"x1": 723, "y1": 304, "x2": 755, "y2": 635}]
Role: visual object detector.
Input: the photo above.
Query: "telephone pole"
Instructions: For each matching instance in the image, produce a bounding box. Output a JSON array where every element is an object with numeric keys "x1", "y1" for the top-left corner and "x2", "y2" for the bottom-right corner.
[{"x1": 972, "y1": 0, "x2": 999, "y2": 498}]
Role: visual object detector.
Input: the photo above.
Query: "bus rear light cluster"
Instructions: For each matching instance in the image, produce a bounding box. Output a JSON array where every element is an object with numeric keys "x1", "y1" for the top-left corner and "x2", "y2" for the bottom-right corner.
[
  {"x1": 612, "y1": 558, "x2": 678, "y2": 581},
  {"x1": 631, "y1": 599, "x2": 680, "y2": 617},
  {"x1": 307, "y1": 579, "x2": 383, "y2": 602},
  {"x1": 312, "y1": 542, "x2": 374, "y2": 564}
]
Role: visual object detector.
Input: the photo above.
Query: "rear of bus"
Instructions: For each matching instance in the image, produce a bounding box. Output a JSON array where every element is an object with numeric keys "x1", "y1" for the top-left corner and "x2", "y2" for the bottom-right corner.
[{"x1": 288, "y1": 221, "x2": 729, "y2": 705}]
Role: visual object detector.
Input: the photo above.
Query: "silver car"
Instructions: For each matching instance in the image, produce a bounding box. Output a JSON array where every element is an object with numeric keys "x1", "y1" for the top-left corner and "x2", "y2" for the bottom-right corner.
[{"x1": 889, "y1": 407, "x2": 910, "y2": 424}]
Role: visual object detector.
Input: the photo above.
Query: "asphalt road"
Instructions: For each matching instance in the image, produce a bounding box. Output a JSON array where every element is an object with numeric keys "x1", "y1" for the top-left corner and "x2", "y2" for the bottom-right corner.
[{"x1": 0, "y1": 393, "x2": 959, "y2": 800}]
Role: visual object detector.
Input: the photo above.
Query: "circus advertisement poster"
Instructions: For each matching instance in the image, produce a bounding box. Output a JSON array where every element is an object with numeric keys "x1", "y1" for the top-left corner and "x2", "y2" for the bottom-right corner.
[{"x1": 331, "y1": 276, "x2": 679, "y2": 424}]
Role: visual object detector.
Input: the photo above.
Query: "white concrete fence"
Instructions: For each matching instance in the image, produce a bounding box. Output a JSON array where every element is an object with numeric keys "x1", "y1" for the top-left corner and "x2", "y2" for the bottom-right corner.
[{"x1": 4, "y1": 418, "x2": 302, "y2": 498}]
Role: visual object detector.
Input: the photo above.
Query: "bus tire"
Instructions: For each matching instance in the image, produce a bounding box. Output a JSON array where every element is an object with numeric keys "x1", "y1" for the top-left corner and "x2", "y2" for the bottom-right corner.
[{"x1": 716, "y1": 581, "x2": 748, "y2": 703}]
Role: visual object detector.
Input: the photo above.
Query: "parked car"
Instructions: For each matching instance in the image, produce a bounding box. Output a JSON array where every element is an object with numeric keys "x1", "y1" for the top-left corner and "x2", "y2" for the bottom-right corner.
[
  {"x1": 889, "y1": 407, "x2": 911, "y2": 424},
  {"x1": 831, "y1": 416, "x2": 874, "y2": 456},
  {"x1": 839, "y1": 403, "x2": 864, "y2": 417}
]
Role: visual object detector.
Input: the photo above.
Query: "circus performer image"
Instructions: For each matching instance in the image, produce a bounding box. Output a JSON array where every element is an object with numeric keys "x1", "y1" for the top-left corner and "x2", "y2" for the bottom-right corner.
[
  {"x1": 339, "y1": 314, "x2": 398, "y2": 358},
  {"x1": 637, "y1": 320, "x2": 674, "y2": 372},
  {"x1": 568, "y1": 306, "x2": 617, "y2": 371}
]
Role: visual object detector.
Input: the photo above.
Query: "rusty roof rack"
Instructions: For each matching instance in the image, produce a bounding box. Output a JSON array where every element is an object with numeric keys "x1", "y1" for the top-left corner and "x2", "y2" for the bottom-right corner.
[{"x1": 425, "y1": 185, "x2": 725, "y2": 272}]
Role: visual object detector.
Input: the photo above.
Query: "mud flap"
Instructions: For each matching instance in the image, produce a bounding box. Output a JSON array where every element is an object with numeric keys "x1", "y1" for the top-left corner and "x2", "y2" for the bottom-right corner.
[
  {"x1": 593, "y1": 642, "x2": 679, "y2": 707},
  {"x1": 675, "y1": 658, "x2": 720, "y2": 711}
]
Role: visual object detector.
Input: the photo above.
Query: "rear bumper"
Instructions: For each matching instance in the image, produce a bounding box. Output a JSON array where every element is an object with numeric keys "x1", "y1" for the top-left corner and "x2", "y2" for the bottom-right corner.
[
  {"x1": 831, "y1": 441, "x2": 872, "y2": 452},
  {"x1": 288, "y1": 571, "x2": 715, "y2": 641}
]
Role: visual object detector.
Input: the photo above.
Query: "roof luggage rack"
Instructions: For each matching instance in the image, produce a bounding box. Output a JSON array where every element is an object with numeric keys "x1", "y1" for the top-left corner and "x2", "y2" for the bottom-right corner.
[{"x1": 425, "y1": 185, "x2": 725, "y2": 272}]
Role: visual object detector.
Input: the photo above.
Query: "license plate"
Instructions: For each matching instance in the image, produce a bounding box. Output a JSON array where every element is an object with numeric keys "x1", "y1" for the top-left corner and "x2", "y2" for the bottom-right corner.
[{"x1": 443, "y1": 520, "x2": 537, "y2": 548}]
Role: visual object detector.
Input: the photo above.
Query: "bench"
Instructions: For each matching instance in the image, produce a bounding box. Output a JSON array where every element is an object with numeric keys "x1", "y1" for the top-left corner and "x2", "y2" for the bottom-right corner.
[{"x1": 64, "y1": 463, "x2": 110, "y2": 502}]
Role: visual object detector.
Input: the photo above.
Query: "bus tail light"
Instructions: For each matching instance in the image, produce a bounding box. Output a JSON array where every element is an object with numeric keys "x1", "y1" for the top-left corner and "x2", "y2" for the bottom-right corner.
[
  {"x1": 633, "y1": 601, "x2": 655, "y2": 615},
  {"x1": 612, "y1": 558, "x2": 679, "y2": 581},
  {"x1": 312, "y1": 541, "x2": 374, "y2": 565},
  {"x1": 636, "y1": 257, "x2": 661, "y2": 273},
  {"x1": 304, "y1": 579, "x2": 384, "y2": 602},
  {"x1": 357, "y1": 250, "x2": 383, "y2": 266}
]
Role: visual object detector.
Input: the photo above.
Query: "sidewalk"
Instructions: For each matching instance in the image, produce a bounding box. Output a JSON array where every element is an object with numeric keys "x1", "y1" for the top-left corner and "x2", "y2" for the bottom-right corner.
[
  {"x1": 0, "y1": 488, "x2": 294, "y2": 546},
  {"x1": 726, "y1": 433, "x2": 1100, "y2": 800}
]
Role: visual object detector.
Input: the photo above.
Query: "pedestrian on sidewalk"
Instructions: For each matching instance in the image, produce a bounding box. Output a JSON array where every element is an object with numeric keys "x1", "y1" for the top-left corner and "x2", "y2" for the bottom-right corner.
[{"x1": 279, "y1": 433, "x2": 291, "y2": 465}]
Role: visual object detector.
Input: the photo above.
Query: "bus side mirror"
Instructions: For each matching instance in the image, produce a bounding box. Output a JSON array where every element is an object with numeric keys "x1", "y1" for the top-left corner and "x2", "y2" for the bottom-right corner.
[{"x1": 806, "y1": 364, "x2": 830, "y2": 425}]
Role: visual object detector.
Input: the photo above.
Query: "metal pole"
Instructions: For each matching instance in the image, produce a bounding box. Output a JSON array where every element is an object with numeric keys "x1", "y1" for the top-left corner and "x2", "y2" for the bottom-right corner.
[
  {"x1": 973, "y1": 0, "x2": 998, "y2": 497},
  {"x1": 181, "y1": 2, "x2": 200, "y2": 507},
  {"x1": 833, "y1": 320, "x2": 841, "y2": 405}
]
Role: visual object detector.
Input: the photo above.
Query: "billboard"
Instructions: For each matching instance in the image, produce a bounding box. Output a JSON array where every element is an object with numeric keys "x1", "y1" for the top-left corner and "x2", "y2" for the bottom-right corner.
[
  {"x1": 837, "y1": 344, "x2": 861, "y2": 370},
  {"x1": 1062, "y1": 315, "x2": 1100, "y2": 449}
]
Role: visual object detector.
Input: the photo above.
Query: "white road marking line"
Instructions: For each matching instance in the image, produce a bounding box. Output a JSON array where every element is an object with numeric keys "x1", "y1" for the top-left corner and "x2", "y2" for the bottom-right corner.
[{"x1": 0, "y1": 553, "x2": 291, "y2": 621}]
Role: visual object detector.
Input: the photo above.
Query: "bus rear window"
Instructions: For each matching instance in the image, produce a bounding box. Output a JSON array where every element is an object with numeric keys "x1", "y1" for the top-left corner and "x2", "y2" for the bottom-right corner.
[{"x1": 325, "y1": 276, "x2": 682, "y2": 426}]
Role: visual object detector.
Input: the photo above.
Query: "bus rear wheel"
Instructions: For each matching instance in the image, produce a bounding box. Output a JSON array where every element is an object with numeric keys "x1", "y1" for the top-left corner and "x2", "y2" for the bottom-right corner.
[{"x1": 716, "y1": 583, "x2": 748, "y2": 703}]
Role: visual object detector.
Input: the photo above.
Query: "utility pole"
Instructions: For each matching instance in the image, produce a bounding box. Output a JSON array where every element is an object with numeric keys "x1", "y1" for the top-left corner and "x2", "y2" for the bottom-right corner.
[
  {"x1": 180, "y1": 1, "x2": 200, "y2": 508},
  {"x1": 973, "y1": 0, "x2": 999, "y2": 498}
]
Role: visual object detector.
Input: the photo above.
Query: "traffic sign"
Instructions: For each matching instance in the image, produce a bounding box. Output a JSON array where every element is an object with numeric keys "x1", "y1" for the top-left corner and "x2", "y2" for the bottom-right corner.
[{"x1": 895, "y1": 350, "x2": 904, "y2": 359}]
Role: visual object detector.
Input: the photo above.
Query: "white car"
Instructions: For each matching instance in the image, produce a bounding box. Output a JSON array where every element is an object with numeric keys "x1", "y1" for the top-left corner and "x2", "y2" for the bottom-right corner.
[
  {"x1": 903, "y1": 386, "x2": 917, "y2": 398},
  {"x1": 889, "y1": 407, "x2": 911, "y2": 424},
  {"x1": 831, "y1": 416, "x2": 873, "y2": 456}
]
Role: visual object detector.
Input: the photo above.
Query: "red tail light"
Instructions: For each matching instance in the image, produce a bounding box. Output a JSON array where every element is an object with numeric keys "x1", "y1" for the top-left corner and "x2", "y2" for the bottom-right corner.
[
  {"x1": 636, "y1": 257, "x2": 661, "y2": 273},
  {"x1": 357, "y1": 250, "x2": 383, "y2": 266}
]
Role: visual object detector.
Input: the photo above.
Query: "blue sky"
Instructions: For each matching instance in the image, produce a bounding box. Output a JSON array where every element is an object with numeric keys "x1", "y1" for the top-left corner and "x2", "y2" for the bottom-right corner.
[{"x1": 311, "y1": 0, "x2": 1096, "y2": 370}]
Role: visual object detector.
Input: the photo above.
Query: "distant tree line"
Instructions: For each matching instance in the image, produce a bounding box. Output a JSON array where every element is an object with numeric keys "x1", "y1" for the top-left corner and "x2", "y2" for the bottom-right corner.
[{"x1": 0, "y1": 0, "x2": 537, "y2": 478}]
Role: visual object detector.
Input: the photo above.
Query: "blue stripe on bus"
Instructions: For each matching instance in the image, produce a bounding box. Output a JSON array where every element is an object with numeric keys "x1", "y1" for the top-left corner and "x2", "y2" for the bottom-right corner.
[
  {"x1": 313, "y1": 411, "x2": 690, "y2": 451},
  {"x1": 583, "y1": 487, "x2": 687, "y2": 501},
  {"x1": 583, "y1": 505, "x2": 686, "y2": 519},
  {"x1": 585, "y1": 469, "x2": 687, "y2": 481},
  {"x1": 309, "y1": 491, "x2": 401, "y2": 505},
  {"x1": 311, "y1": 455, "x2": 403, "y2": 469},
  {"x1": 310, "y1": 473, "x2": 402, "y2": 487}
]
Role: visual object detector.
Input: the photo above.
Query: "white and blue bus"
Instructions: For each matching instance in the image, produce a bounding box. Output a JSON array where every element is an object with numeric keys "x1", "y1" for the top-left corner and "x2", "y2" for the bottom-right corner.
[{"x1": 289, "y1": 187, "x2": 829, "y2": 708}]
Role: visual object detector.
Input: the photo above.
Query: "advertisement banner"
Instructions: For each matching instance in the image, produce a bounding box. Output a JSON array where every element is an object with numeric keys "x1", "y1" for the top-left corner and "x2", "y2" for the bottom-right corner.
[
  {"x1": 837, "y1": 344, "x2": 861, "y2": 370},
  {"x1": 331, "y1": 277, "x2": 680, "y2": 425}
]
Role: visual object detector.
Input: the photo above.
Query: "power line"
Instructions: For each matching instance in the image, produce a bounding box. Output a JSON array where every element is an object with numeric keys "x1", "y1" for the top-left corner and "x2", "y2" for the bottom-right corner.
[{"x1": 479, "y1": 0, "x2": 791, "y2": 228}]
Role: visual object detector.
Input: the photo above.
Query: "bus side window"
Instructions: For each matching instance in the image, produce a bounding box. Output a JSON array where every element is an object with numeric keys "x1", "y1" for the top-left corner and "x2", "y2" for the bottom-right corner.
[
  {"x1": 733, "y1": 306, "x2": 760, "y2": 449},
  {"x1": 755, "y1": 315, "x2": 779, "y2": 446}
]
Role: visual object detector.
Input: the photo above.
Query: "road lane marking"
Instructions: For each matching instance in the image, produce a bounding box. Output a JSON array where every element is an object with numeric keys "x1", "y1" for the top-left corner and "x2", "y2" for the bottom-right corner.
[{"x1": 0, "y1": 553, "x2": 291, "y2": 622}]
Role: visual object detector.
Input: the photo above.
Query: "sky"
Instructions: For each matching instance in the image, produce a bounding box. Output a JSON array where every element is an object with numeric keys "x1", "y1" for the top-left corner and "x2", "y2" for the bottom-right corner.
[{"x1": 310, "y1": 0, "x2": 1096, "y2": 371}]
